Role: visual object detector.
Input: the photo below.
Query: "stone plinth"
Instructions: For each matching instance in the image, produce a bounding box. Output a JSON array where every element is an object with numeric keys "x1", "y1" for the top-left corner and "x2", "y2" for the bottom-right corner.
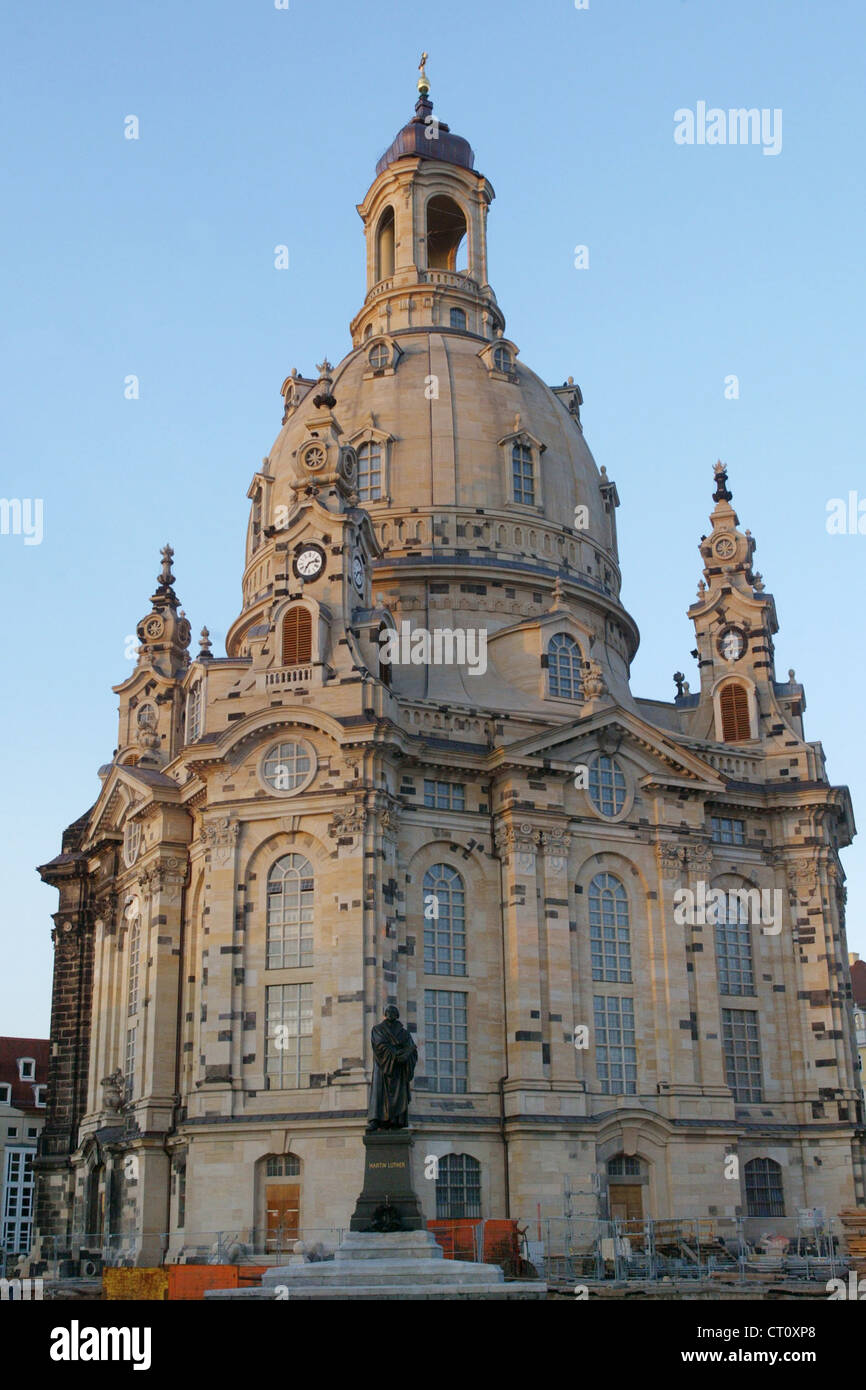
[
  {"x1": 204, "y1": 1229, "x2": 547, "y2": 1300},
  {"x1": 349, "y1": 1128, "x2": 424, "y2": 1232}
]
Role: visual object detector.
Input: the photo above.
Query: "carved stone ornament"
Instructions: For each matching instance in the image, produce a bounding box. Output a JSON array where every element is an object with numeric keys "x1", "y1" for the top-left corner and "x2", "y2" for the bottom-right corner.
[
  {"x1": 655, "y1": 843, "x2": 687, "y2": 878},
  {"x1": 137, "y1": 857, "x2": 185, "y2": 904},
  {"x1": 581, "y1": 659, "x2": 606, "y2": 701},
  {"x1": 200, "y1": 817, "x2": 240, "y2": 864},
  {"x1": 101, "y1": 1069, "x2": 126, "y2": 1114},
  {"x1": 541, "y1": 829, "x2": 572, "y2": 872},
  {"x1": 785, "y1": 858, "x2": 819, "y2": 900},
  {"x1": 494, "y1": 821, "x2": 541, "y2": 869},
  {"x1": 328, "y1": 804, "x2": 368, "y2": 839}
]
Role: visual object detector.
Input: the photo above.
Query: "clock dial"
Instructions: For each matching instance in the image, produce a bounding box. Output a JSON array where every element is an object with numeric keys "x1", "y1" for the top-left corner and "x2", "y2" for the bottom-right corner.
[
  {"x1": 719, "y1": 627, "x2": 745, "y2": 662},
  {"x1": 293, "y1": 545, "x2": 325, "y2": 580},
  {"x1": 352, "y1": 553, "x2": 364, "y2": 592}
]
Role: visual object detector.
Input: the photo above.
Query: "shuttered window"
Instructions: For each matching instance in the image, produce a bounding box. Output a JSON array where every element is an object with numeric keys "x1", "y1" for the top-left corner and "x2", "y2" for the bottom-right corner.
[
  {"x1": 282, "y1": 607, "x2": 312, "y2": 666},
  {"x1": 720, "y1": 683, "x2": 750, "y2": 742}
]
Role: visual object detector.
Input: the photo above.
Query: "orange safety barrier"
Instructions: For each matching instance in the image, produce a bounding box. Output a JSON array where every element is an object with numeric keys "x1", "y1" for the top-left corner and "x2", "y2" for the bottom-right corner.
[
  {"x1": 166, "y1": 1265, "x2": 250, "y2": 1300},
  {"x1": 427, "y1": 1218, "x2": 480, "y2": 1261},
  {"x1": 103, "y1": 1268, "x2": 168, "y2": 1301}
]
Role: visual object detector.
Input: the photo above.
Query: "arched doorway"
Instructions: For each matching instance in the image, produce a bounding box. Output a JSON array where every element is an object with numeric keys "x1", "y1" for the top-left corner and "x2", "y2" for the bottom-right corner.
[{"x1": 261, "y1": 1154, "x2": 301, "y2": 1253}]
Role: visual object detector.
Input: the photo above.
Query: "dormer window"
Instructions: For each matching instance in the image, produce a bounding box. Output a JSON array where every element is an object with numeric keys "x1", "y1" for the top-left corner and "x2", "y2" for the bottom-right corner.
[
  {"x1": 512, "y1": 442, "x2": 535, "y2": 505},
  {"x1": 0, "y1": 1083, "x2": 10, "y2": 1105},
  {"x1": 18, "y1": 1058, "x2": 35, "y2": 1082},
  {"x1": 357, "y1": 442, "x2": 383, "y2": 501},
  {"x1": 547, "y1": 634, "x2": 583, "y2": 699},
  {"x1": 494, "y1": 346, "x2": 513, "y2": 373},
  {"x1": 368, "y1": 343, "x2": 389, "y2": 372},
  {"x1": 33, "y1": 1085, "x2": 46, "y2": 1107}
]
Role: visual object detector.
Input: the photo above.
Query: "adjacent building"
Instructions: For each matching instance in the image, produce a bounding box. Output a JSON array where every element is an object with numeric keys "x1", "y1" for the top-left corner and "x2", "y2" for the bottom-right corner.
[{"x1": 1, "y1": 1037, "x2": 48, "y2": 1263}]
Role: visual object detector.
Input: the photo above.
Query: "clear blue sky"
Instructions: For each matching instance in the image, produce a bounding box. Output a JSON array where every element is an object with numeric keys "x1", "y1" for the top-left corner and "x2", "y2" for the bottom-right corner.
[{"x1": 2, "y1": 0, "x2": 864, "y2": 1034}]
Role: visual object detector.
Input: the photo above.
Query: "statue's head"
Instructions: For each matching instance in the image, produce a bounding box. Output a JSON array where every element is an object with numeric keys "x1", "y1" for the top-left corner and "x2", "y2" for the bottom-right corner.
[{"x1": 384, "y1": 1004, "x2": 400, "y2": 1021}]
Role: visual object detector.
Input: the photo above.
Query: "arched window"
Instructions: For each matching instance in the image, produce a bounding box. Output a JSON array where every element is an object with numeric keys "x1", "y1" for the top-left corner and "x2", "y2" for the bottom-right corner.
[
  {"x1": 435, "y1": 1153, "x2": 481, "y2": 1218},
  {"x1": 589, "y1": 874, "x2": 631, "y2": 982},
  {"x1": 744, "y1": 1158, "x2": 785, "y2": 1217},
  {"x1": 426, "y1": 195, "x2": 466, "y2": 270},
  {"x1": 127, "y1": 917, "x2": 141, "y2": 1016},
  {"x1": 607, "y1": 1154, "x2": 641, "y2": 1177},
  {"x1": 267, "y1": 854, "x2": 314, "y2": 968},
  {"x1": 511, "y1": 441, "x2": 534, "y2": 504},
  {"x1": 357, "y1": 442, "x2": 382, "y2": 501},
  {"x1": 494, "y1": 346, "x2": 513, "y2": 373},
  {"x1": 720, "y1": 683, "x2": 751, "y2": 742},
  {"x1": 376, "y1": 206, "x2": 395, "y2": 280},
  {"x1": 715, "y1": 894, "x2": 755, "y2": 995},
  {"x1": 186, "y1": 682, "x2": 202, "y2": 742},
  {"x1": 548, "y1": 633, "x2": 582, "y2": 699},
  {"x1": 265, "y1": 1154, "x2": 301, "y2": 1177},
  {"x1": 423, "y1": 864, "x2": 466, "y2": 976},
  {"x1": 378, "y1": 623, "x2": 392, "y2": 687},
  {"x1": 450, "y1": 307, "x2": 467, "y2": 330},
  {"x1": 282, "y1": 607, "x2": 312, "y2": 666}
]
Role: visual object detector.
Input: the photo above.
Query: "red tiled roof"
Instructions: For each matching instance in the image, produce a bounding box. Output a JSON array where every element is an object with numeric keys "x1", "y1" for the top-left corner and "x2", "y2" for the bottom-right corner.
[{"x1": 0, "y1": 1036, "x2": 50, "y2": 1111}]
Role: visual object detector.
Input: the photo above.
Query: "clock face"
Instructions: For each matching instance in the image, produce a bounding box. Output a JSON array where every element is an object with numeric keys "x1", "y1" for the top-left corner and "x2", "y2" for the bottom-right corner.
[
  {"x1": 293, "y1": 544, "x2": 325, "y2": 580},
  {"x1": 719, "y1": 627, "x2": 745, "y2": 662},
  {"x1": 351, "y1": 553, "x2": 364, "y2": 593}
]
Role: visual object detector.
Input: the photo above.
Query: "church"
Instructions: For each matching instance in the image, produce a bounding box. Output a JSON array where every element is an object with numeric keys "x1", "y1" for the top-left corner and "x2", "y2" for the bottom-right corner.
[{"x1": 32, "y1": 65, "x2": 863, "y2": 1269}]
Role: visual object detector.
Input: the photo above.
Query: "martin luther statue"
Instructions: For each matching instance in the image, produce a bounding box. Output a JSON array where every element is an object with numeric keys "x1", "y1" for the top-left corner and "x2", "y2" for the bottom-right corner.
[{"x1": 366, "y1": 1005, "x2": 417, "y2": 1132}]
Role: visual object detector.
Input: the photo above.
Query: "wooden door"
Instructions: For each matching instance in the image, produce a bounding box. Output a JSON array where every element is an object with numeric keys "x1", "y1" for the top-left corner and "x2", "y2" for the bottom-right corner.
[
  {"x1": 609, "y1": 1183, "x2": 643, "y2": 1223},
  {"x1": 266, "y1": 1183, "x2": 300, "y2": 1250}
]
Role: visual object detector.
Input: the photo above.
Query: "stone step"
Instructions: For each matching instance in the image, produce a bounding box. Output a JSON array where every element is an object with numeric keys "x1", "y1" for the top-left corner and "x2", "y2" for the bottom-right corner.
[
  {"x1": 206, "y1": 1282, "x2": 547, "y2": 1301},
  {"x1": 263, "y1": 1259, "x2": 500, "y2": 1287}
]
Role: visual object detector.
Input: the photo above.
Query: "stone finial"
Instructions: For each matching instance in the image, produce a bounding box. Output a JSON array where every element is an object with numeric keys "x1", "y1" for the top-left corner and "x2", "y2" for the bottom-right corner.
[
  {"x1": 753, "y1": 571, "x2": 764, "y2": 592},
  {"x1": 788, "y1": 668, "x2": 796, "y2": 682},
  {"x1": 199, "y1": 626, "x2": 213, "y2": 659},
  {"x1": 712, "y1": 461, "x2": 732, "y2": 503},
  {"x1": 582, "y1": 658, "x2": 606, "y2": 700},
  {"x1": 697, "y1": 580, "x2": 706, "y2": 598},
  {"x1": 313, "y1": 360, "x2": 336, "y2": 409},
  {"x1": 158, "y1": 543, "x2": 175, "y2": 587},
  {"x1": 674, "y1": 671, "x2": 685, "y2": 698}
]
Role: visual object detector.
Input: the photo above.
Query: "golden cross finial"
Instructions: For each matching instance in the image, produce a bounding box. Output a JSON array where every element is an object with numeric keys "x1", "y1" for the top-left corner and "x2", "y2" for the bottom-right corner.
[{"x1": 417, "y1": 51, "x2": 430, "y2": 95}]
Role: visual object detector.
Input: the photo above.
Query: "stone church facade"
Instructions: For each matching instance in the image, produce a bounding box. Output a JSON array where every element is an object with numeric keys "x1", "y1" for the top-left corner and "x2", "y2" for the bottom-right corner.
[{"x1": 32, "y1": 74, "x2": 863, "y2": 1266}]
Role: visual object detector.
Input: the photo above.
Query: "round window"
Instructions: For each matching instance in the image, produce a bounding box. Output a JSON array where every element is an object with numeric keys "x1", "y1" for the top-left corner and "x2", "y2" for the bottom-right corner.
[
  {"x1": 588, "y1": 755, "x2": 627, "y2": 817},
  {"x1": 368, "y1": 343, "x2": 389, "y2": 371},
  {"x1": 261, "y1": 740, "x2": 316, "y2": 795}
]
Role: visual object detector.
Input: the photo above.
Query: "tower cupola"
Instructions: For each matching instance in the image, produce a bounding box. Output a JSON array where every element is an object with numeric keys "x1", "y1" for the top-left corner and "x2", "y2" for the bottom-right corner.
[{"x1": 350, "y1": 55, "x2": 503, "y2": 344}]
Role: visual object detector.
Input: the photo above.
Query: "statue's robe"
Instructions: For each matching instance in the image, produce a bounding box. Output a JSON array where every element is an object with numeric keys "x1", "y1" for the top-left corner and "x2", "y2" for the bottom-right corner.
[{"x1": 367, "y1": 1018, "x2": 417, "y2": 1128}]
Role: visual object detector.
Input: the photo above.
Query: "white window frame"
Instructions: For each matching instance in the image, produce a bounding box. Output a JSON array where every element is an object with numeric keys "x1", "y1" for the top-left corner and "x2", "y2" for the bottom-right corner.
[{"x1": 17, "y1": 1058, "x2": 35, "y2": 1082}]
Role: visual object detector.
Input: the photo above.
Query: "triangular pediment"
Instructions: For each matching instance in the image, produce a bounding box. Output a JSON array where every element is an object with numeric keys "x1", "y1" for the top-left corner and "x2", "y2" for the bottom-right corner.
[
  {"x1": 494, "y1": 706, "x2": 725, "y2": 791},
  {"x1": 85, "y1": 763, "x2": 179, "y2": 845}
]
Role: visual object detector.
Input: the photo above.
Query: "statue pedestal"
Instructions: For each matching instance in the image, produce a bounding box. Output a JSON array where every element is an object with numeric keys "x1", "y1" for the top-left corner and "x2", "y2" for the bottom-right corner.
[{"x1": 349, "y1": 1129, "x2": 425, "y2": 1232}]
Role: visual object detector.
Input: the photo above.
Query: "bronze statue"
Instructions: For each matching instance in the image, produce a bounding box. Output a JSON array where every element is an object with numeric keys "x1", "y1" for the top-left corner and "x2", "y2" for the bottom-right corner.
[{"x1": 366, "y1": 1005, "x2": 417, "y2": 1131}]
